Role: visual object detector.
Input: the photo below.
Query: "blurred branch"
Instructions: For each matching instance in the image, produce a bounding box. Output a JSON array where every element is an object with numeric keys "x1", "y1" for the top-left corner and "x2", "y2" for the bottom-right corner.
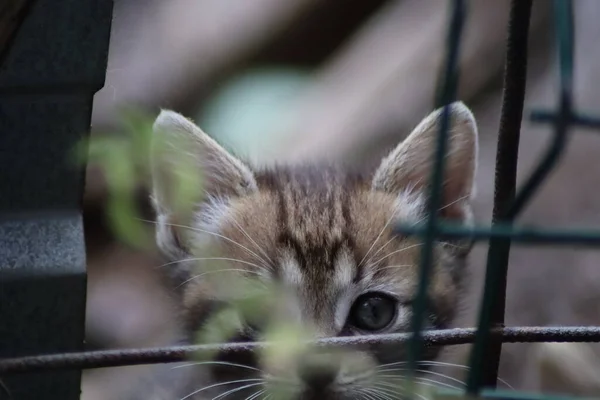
[{"x1": 276, "y1": 0, "x2": 551, "y2": 165}]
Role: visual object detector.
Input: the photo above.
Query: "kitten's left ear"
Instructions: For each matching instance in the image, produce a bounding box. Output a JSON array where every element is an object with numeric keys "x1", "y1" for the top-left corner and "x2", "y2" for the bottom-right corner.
[
  {"x1": 150, "y1": 110, "x2": 257, "y2": 260},
  {"x1": 372, "y1": 101, "x2": 478, "y2": 223}
]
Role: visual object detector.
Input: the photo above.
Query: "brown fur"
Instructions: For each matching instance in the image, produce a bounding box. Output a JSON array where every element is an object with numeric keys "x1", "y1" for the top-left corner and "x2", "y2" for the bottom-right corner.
[{"x1": 132, "y1": 102, "x2": 479, "y2": 400}]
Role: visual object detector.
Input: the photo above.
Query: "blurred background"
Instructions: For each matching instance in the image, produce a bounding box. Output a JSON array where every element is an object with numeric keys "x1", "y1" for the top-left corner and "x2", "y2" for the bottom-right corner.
[{"x1": 82, "y1": 0, "x2": 600, "y2": 398}]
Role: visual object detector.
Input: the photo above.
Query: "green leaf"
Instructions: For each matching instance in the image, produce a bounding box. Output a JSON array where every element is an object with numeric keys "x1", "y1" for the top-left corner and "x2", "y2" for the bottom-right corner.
[
  {"x1": 194, "y1": 306, "x2": 242, "y2": 361},
  {"x1": 118, "y1": 107, "x2": 156, "y2": 174},
  {"x1": 98, "y1": 130, "x2": 150, "y2": 249}
]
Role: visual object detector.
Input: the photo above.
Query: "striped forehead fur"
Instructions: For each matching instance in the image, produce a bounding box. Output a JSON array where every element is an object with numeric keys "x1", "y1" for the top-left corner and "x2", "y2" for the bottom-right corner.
[{"x1": 189, "y1": 164, "x2": 431, "y2": 292}]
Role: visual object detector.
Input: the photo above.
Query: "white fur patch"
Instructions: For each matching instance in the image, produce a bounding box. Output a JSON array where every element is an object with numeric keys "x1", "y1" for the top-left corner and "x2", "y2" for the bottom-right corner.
[
  {"x1": 334, "y1": 250, "x2": 355, "y2": 289},
  {"x1": 394, "y1": 187, "x2": 426, "y2": 222},
  {"x1": 196, "y1": 195, "x2": 231, "y2": 232},
  {"x1": 154, "y1": 211, "x2": 187, "y2": 261},
  {"x1": 189, "y1": 195, "x2": 232, "y2": 249},
  {"x1": 280, "y1": 251, "x2": 304, "y2": 287}
]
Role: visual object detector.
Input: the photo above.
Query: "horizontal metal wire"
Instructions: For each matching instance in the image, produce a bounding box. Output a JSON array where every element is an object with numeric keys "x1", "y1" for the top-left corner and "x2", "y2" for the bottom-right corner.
[
  {"x1": 1, "y1": 326, "x2": 600, "y2": 376},
  {"x1": 394, "y1": 222, "x2": 600, "y2": 246},
  {"x1": 531, "y1": 109, "x2": 600, "y2": 130},
  {"x1": 437, "y1": 388, "x2": 583, "y2": 400}
]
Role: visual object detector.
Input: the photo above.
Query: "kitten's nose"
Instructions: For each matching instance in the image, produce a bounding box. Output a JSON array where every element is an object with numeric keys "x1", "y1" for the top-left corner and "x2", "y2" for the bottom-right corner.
[{"x1": 298, "y1": 353, "x2": 340, "y2": 390}]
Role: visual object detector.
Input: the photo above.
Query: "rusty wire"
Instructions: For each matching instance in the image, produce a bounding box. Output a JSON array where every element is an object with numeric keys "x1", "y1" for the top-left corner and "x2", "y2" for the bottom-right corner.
[{"x1": 1, "y1": 326, "x2": 600, "y2": 376}]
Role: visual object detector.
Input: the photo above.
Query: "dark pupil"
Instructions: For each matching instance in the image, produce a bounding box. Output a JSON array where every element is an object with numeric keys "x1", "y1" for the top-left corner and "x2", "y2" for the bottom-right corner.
[{"x1": 352, "y1": 295, "x2": 395, "y2": 331}]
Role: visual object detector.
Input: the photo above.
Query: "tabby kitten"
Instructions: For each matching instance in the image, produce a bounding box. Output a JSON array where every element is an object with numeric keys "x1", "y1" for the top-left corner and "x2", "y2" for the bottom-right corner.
[{"x1": 134, "y1": 101, "x2": 478, "y2": 400}]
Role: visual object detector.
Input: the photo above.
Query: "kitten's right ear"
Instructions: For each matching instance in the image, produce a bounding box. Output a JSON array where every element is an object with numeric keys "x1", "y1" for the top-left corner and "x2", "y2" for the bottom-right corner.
[
  {"x1": 150, "y1": 110, "x2": 257, "y2": 259},
  {"x1": 371, "y1": 102, "x2": 478, "y2": 224}
]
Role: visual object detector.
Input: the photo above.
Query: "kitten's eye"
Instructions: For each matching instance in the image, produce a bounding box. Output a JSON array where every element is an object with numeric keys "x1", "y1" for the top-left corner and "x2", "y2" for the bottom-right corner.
[{"x1": 349, "y1": 293, "x2": 397, "y2": 331}]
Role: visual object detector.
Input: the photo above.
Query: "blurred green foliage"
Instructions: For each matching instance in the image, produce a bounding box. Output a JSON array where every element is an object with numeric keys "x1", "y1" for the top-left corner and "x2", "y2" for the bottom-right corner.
[{"x1": 74, "y1": 108, "x2": 156, "y2": 249}]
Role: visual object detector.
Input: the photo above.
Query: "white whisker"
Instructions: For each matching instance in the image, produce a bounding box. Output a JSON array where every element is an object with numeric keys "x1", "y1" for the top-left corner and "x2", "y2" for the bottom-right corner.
[
  {"x1": 375, "y1": 361, "x2": 407, "y2": 370},
  {"x1": 245, "y1": 389, "x2": 266, "y2": 400},
  {"x1": 373, "y1": 382, "x2": 428, "y2": 400},
  {"x1": 229, "y1": 217, "x2": 274, "y2": 269},
  {"x1": 413, "y1": 376, "x2": 461, "y2": 391},
  {"x1": 138, "y1": 218, "x2": 269, "y2": 268},
  {"x1": 378, "y1": 376, "x2": 459, "y2": 392},
  {"x1": 410, "y1": 361, "x2": 514, "y2": 389},
  {"x1": 364, "y1": 236, "x2": 398, "y2": 271},
  {"x1": 368, "y1": 243, "x2": 423, "y2": 266},
  {"x1": 374, "y1": 264, "x2": 413, "y2": 272},
  {"x1": 358, "y1": 199, "x2": 405, "y2": 268},
  {"x1": 412, "y1": 193, "x2": 471, "y2": 227},
  {"x1": 366, "y1": 387, "x2": 398, "y2": 400},
  {"x1": 357, "y1": 388, "x2": 385, "y2": 400},
  {"x1": 177, "y1": 268, "x2": 262, "y2": 288},
  {"x1": 179, "y1": 379, "x2": 263, "y2": 400},
  {"x1": 372, "y1": 382, "x2": 423, "y2": 400},
  {"x1": 438, "y1": 193, "x2": 471, "y2": 213},
  {"x1": 157, "y1": 257, "x2": 268, "y2": 273},
  {"x1": 377, "y1": 367, "x2": 466, "y2": 389},
  {"x1": 170, "y1": 361, "x2": 262, "y2": 373},
  {"x1": 211, "y1": 382, "x2": 263, "y2": 400},
  {"x1": 414, "y1": 376, "x2": 461, "y2": 392}
]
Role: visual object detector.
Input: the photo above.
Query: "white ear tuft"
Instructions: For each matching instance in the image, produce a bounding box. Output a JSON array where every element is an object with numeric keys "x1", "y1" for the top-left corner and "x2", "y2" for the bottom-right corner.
[{"x1": 372, "y1": 101, "x2": 478, "y2": 222}]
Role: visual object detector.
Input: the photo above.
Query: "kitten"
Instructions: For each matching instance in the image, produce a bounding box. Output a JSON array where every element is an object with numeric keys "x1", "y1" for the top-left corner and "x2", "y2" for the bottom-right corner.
[{"x1": 130, "y1": 101, "x2": 479, "y2": 400}]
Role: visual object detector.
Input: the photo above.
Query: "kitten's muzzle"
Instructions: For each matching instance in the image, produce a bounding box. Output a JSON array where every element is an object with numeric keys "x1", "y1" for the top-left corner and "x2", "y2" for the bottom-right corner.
[{"x1": 297, "y1": 353, "x2": 340, "y2": 390}]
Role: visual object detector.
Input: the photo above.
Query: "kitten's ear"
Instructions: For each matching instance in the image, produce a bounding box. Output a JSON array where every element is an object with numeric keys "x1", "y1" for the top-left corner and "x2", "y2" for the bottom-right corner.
[
  {"x1": 150, "y1": 110, "x2": 257, "y2": 258},
  {"x1": 372, "y1": 101, "x2": 478, "y2": 223}
]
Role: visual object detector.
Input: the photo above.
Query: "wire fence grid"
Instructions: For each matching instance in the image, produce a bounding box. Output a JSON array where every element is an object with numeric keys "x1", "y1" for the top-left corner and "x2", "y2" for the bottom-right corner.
[{"x1": 2, "y1": 0, "x2": 600, "y2": 399}]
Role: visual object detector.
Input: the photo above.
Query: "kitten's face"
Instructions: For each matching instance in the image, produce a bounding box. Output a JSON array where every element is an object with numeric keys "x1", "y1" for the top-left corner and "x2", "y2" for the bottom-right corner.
[{"x1": 149, "y1": 102, "x2": 478, "y2": 400}]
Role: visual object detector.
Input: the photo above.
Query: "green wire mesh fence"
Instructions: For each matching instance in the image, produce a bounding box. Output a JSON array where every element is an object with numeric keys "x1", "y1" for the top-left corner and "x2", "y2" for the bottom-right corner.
[{"x1": 1, "y1": 0, "x2": 600, "y2": 399}]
